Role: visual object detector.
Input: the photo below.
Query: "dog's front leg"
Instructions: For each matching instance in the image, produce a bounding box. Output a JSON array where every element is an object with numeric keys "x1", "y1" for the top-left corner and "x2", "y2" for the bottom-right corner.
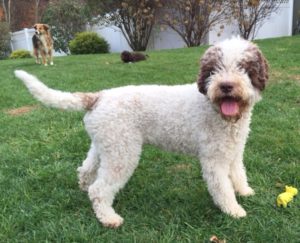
[
  {"x1": 229, "y1": 152, "x2": 255, "y2": 197},
  {"x1": 33, "y1": 48, "x2": 40, "y2": 64},
  {"x1": 200, "y1": 157, "x2": 247, "y2": 218},
  {"x1": 41, "y1": 49, "x2": 47, "y2": 66},
  {"x1": 48, "y1": 49, "x2": 54, "y2": 65}
]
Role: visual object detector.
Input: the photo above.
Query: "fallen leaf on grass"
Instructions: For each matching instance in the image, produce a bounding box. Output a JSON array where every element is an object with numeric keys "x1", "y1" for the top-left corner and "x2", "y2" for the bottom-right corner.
[
  {"x1": 5, "y1": 105, "x2": 38, "y2": 116},
  {"x1": 210, "y1": 235, "x2": 226, "y2": 243}
]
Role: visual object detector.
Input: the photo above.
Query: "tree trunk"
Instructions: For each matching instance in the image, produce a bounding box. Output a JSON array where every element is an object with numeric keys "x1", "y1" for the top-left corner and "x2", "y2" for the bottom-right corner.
[
  {"x1": 8, "y1": 0, "x2": 11, "y2": 25},
  {"x1": 35, "y1": 0, "x2": 40, "y2": 23}
]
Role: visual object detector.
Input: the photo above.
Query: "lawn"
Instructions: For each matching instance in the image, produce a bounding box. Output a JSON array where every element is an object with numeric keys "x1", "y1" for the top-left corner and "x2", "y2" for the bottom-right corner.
[{"x1": 1, "y1": 36, "x2": 300, "y2": 242}]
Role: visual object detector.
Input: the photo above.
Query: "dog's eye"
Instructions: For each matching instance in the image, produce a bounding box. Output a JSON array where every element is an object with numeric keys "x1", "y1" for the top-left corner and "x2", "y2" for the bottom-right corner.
[{"x1": 206, "y1": 69, "x2": 216, "y2": 79}]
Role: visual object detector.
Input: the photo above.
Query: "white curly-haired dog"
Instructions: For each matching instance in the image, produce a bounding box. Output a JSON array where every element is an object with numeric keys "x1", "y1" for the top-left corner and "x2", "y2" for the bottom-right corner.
[{"x1": 15, "y1": 37, "x2": 268, "y2": 228}]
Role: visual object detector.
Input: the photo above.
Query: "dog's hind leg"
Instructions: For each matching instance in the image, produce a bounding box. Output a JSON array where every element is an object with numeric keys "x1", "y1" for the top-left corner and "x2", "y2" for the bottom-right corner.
[
  {"x1": 77, "y1": 143, "x2": 100, "y2": 191},
  {"x1": 88, "y1": 140, "x2": 142, "y2": 228},
  {"x1": 200, "y1": 157, "x2": 247, "y2": 218}
]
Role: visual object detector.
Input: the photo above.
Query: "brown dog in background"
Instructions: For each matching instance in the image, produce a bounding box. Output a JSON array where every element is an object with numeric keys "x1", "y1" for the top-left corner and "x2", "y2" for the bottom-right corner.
[
  {"x1": 32, "y1": 24, "x2": 54, "y2": 66},
  {"x1": 121, "y1": 51, "x2": 148, "y2": 63}
]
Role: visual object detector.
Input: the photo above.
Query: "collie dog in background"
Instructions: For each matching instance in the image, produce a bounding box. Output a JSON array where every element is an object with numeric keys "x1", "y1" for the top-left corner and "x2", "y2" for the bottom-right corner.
[{"x1": 32, "y1": 24, "x2": 54, "y2": 66}]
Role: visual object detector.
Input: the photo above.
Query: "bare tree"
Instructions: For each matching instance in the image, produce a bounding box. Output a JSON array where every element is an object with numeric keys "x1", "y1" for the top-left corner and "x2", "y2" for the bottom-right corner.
[
  {"x1": 159, "y1": 0, "x2": 230, "y2": 47},
  {"x1": 1, "y1": 0, "x2": 11, "y2": 25},
  {"x1": 35, "y1": 0, "x2": 41, "y2": 23},
  {"x1": 230, "y1": 0, "x2": 282, "y2": 40},
  {"x1": 89, "y1": 0, "x2": 162, "y2": 51}
]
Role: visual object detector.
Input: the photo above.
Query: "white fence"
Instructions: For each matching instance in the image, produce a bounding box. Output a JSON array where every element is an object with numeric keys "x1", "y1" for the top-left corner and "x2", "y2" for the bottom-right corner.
[
  {"x1": 209, "y1": 0, "x2": 294, "y2": 44},
  {"x1": 11, "y1": 0, "x2": 293, "y2": 54},
  {"x1": 10, "y1": 28, "x2": 34, "y2": 52},
  {"x1": 92, "y1": 0, "x2": 293, "y2": 51}
]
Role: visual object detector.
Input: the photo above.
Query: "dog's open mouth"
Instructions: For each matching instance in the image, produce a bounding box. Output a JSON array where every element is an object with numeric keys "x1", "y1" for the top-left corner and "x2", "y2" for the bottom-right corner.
[{"x1": 219, "y1": 97, "x2": 240, "y2": 117}]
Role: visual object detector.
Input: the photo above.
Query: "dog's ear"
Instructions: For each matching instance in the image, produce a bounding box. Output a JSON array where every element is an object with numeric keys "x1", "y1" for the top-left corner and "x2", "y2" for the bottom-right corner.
[
  {"x1": 33, "y1": 24, "x2": 37, "y2": 29},
  {"x1": 198, "y1": 46, "x2": 222, "y2": 95},
  {"x1": 43, "y1": 24, "x2": 50, "y2": 31},
  {"x1": 240, "y1": 45, "x2": 269, "y2": 91}
]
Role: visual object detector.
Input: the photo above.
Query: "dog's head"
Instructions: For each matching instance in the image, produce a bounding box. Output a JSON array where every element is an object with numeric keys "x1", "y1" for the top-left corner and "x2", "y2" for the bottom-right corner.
[
  {"x1": 198, "y1": 37, "x2": 268, "y2": 121},
  {"x1": 33, "y1": 23, "x2": 50, "y2": 36},
  {"x1": 121, "y1": 51, "x2": 147, "y2": 63},
  {"x1": 121, "y1": 51, "x2": 133, "y2": 63}
]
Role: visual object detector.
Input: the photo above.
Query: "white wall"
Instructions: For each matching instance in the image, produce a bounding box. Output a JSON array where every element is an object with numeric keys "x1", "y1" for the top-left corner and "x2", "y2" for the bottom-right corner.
[
  {"x1": 148, "y1": 26, "x2": 186, "y2": 50},
  {"x1": 209, "y1": 0, "x2": 293, "y2": 44},
  {"x1": 10, "y1": 28, "x2": 35, "y2": 52},
  {"x1": 89, "y1": 25, "x2": 132, "y2": 52},
  {"x1": 90, "y1": 24, "x2": 187, "y2": 52},
  {"x1": 256, "y1": 0, "x2": 293, "y2": 39}
]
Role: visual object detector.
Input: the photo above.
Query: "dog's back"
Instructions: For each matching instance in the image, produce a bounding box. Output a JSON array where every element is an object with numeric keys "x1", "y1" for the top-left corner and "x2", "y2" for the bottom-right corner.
[{"x1": 121, "y1": 51, "x2": 148, "y2": 63}]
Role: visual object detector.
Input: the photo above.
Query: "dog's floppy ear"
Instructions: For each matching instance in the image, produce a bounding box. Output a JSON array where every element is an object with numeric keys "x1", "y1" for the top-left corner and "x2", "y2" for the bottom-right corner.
[
  {"x1": 198, "y1": 46, "x2": 222, "y2": 95},
  {"x1": 33, "y1": 24, "x2": 37, "y2": 29},
  {"x1": 240, "y1": 44, "x2": 269, "y2": 91},
  {"x1": 43, "y1": 24, "x2": 50, "y2": 31}
]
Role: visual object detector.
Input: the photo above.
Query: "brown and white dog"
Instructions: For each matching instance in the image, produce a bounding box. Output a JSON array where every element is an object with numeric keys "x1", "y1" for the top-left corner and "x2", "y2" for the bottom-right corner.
[
  {"x1": 15, "y1": 37, "x2": 268, "y2": 228},
  {"x1": 32, "y1": 23, "x2": 54, "y2": 66}
]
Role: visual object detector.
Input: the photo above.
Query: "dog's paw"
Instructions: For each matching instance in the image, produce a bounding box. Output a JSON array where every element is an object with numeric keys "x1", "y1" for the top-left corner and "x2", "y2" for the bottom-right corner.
[
  {"x1": 101, "y1": 213, "x2": 124, "y2": 228},
  {"x1": 238, "y1": 187, "x2": 255, "y2": 197},
  {"x1": 78, "y1": 180, "x2": 89, "y2": 192},
  {"x1": 229, "y1": 205, "x2": 247, "y2": 218},
  {"x1": 77, "y1": 166, "x2": 90, "y2": 191}
]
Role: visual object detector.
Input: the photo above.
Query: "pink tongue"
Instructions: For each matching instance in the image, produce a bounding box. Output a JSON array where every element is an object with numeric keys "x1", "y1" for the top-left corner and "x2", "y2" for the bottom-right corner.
[{"x1": 221, "y1": 100, "x2": 239, "y2": 116}]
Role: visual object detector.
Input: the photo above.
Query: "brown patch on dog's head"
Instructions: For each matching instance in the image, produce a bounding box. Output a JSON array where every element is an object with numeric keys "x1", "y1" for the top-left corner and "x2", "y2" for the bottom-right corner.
[
  {"x1": 121, "y1": 51, "x2": 147, "y2": 63},
  {"x1": 239, "y1": 44, "x2": 269, "y2": 91},
  {"x1": 121, "y1": 51, "x2": 132, "y2": 63},
  {"x1": 198, "y1": 46, "x2": 223, "y2": 95}
]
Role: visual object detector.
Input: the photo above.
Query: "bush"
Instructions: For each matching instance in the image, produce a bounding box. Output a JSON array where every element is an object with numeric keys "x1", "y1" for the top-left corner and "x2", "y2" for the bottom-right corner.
[
  {"x1": 9, "y1": 49, "x2": 31, "y2": 59},
  {"x1": 69, "y1": 32, "x2": 109, "y2": 55},
  {"x1": 0, "y1": 22, "x2": 11, "y2": 59}
]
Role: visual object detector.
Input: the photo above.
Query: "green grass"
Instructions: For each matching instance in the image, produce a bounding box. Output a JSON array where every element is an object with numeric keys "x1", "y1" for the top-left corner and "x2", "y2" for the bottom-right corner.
[{"x1": 1, "y1": 36, "x2": 300, "y2": 242}]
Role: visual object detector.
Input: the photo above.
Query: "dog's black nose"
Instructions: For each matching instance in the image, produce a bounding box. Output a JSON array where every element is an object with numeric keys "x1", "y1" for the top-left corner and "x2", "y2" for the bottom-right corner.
[{"x1": 220, "y1": 82, "x2": 234, "y2": 93}]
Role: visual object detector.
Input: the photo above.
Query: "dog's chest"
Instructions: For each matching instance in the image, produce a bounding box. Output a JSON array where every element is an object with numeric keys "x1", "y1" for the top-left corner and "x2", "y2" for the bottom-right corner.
[{"x1": 39, "y1": 35, "x2": 51, "y2": 50}]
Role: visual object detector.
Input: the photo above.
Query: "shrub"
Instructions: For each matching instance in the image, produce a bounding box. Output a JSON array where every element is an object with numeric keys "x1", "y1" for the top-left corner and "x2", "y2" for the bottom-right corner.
[
  {"x1": 9, "y1": 49, "x2": 31, "y2": 59},
  {"x1": 69, "y1": 32, "x2": 109, "y2": 55},
  {"x1": 0, "y1": 21, "x2": 11, "y2": 59}
]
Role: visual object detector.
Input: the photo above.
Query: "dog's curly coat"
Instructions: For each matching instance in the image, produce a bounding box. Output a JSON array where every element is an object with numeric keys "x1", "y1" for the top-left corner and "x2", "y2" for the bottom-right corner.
[
  {"x1": 121, "y1": 50, "x2": 148, "y2": 63},
  {"x1": 15, "y1": 37, "x2": 268, "y2": 228}
]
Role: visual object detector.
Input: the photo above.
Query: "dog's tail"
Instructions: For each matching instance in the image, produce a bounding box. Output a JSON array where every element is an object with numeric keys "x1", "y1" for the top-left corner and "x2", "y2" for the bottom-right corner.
[{"x1": 14, "y1": 70, "x2": 99, "y2": 111}]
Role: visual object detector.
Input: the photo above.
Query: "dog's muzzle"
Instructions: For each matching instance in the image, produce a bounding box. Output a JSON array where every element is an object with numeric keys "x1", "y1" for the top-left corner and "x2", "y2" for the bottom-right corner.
[{"x1": 219, "y1": 97, "x2": 240, "y2": 117}]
